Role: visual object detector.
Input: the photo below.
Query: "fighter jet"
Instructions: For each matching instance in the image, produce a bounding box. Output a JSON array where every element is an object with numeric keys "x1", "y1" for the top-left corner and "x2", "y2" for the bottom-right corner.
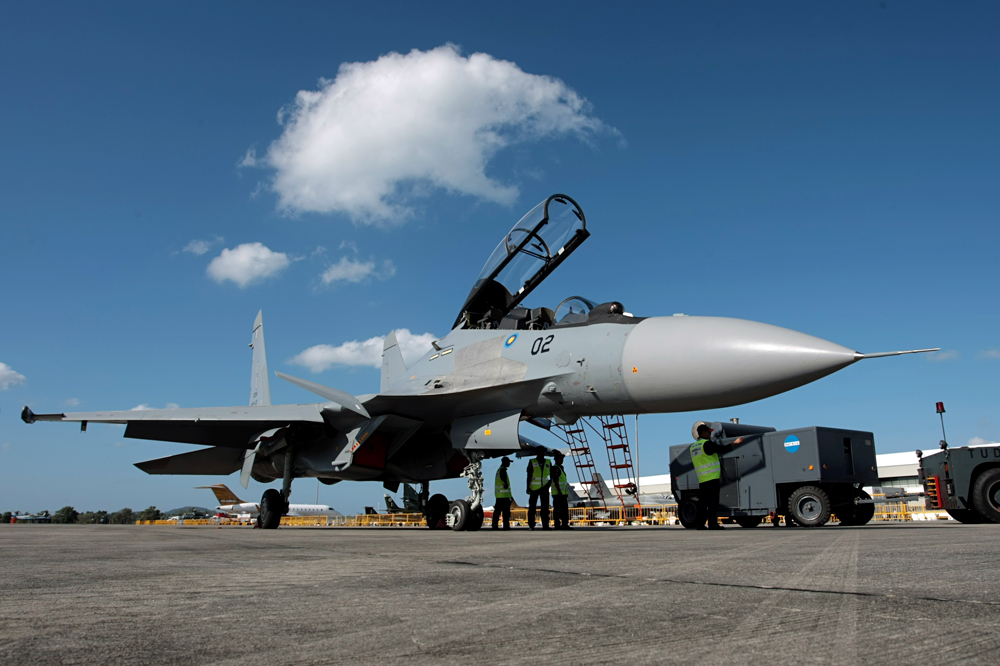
[{"x1": 22, "y1": 194, "x2": 937, "y2": 530}]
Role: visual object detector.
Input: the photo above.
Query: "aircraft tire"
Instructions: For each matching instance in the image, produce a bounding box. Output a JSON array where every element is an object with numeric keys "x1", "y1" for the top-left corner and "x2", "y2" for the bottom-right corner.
[
  {"x1": 787, "y1": 486, "x2": 831, "y2": 527},
  {"x1": 677, "y1": 496, "x2": 701, "y2": 529},
  {"x1": 425, "y1": 494, "x2": 449, "y2": 529},
  {"x1": 946, "y1": 508, "x2": 985, "y2": 524},
  {"x1": 259, "y1": 489, "x2": 283, "y2": 529},
  {"x1": 466, "y1": 505, "x2": 484, "y2": 531},
  {"x1": 448, "y1": 500, "x2": 471, "y2": 531},
  {"x1": 971, "y1": 468, "x2": 1000, "y2": 523},
  {"x1": 735, "y1": 516, "x2": 763, "y2": 528}
]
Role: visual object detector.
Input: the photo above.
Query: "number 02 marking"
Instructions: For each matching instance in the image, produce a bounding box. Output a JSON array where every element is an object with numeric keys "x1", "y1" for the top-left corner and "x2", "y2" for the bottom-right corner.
[{"x1": 531, "y1": 335, "x2": 554, "y2": 355}]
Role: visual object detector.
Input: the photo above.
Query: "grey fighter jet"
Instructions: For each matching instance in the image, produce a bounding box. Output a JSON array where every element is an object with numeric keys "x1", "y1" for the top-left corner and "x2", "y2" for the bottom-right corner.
[{"x1": 21, "y1": 194, "x2": 937, "y2": 530}]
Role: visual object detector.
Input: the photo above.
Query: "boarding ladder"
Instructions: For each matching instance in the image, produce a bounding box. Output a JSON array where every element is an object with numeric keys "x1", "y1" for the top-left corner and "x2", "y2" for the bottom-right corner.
[
  {"x1": 554, "y1": 423, "x2": 607, "y2": 510},
  {"x1": 585, "y1": 416, "x2": 639, "y2": 510}
]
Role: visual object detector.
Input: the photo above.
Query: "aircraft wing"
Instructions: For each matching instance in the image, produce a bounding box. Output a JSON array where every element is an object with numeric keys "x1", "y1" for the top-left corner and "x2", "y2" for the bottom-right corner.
[{"x1": 21, "y1": 404, "x2": 327, "y2": 448}]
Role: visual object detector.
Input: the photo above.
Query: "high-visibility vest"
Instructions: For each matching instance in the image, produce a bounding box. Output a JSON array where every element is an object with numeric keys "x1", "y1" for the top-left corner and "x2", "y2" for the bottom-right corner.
[
  {"x1": 690, "y1": 439, "x2": 721, "y2": 483},
  {"x1": 528, "y1": 459, "x2": 551, "y2": 491},
  {"x1": 550, "y1": 464, "x2": 569, "y2": 496},
  {"x1": 495, "y1": 468, "x2": 512, "y2": 499}
]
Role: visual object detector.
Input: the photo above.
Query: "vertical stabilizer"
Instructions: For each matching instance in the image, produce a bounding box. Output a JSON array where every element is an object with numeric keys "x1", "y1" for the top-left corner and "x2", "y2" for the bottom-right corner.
[
  {"x1": 250, "y1": 310, "x2": 271, "y2": 406},
  {"x1": 381, "y1": 330, "x2": 407, "y2": 393}
]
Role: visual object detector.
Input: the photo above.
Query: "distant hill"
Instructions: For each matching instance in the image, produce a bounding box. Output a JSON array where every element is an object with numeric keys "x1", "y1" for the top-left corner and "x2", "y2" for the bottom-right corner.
[{"x1": 162, "y1": 506, "x2": 213, "y2": 517}]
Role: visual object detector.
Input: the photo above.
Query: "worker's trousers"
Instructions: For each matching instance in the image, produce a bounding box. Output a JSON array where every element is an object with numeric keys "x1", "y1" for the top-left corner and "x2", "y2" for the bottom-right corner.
[
  {"x1": 552, "y1": 495, "x2": 569, "y2": 529},
  {"x1": 699, "y1": 479, "x2": 721, "y2": 526},
  {"x1": 528, "y1": 488, "x2": 549, "y2": 528},
  {"x1": 492, "y1": 498, "x2": 511, "y2": 529}
]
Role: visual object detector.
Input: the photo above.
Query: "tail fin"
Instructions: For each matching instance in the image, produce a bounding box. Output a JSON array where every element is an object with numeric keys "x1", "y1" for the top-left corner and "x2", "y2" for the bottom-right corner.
[
  {"x1": 402, "y1": 483, "x2": 421, "y2": 511},
  {"x1": 380, "y1": 330, "x2": 407, "y2": 392},
  {"x1": 384, "y1": 495, "x2": 402, "y2": 512},
  {"x1": 196, "y1": 484, "x2": 244, "y2": 505},
  {"x1": 250, "y1": 310, "x2": 271, "y2": 406}
]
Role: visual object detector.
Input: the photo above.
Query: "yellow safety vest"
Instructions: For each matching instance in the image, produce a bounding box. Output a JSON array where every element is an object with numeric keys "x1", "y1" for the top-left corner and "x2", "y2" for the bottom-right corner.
[
  {"x1": 528, "y1": 459, "x2": 551, "y2": 491},
  {"x1": 690, "y1": 439, "x2": 721, "y2": 483},
  {"x1": 495, "y1": 468, "x2": 512, "y2": 499},
  {"x1": 550, "y1": 464, "x2": 569, "y2": 496}
]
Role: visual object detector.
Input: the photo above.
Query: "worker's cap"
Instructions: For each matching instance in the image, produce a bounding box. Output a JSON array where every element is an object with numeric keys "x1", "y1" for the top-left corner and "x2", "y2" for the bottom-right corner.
[
  {"x1": 553, "y1": 451, "x2": 565, "y2": 460},
  {"x1": 696, "y1": 423, "x2": 713, "y2": 434},
  {"x1": 501, "y1": 456, "x2": 512, "y2": 464},
  {"x1": 535, "y1": 446, "x2": 547, "y2": 454}
]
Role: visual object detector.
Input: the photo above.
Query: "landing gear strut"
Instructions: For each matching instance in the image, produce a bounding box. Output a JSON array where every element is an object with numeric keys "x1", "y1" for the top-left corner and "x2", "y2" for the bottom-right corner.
[
  {"x1": 257, "y1": 447, "x2": 294, "y2": 530},
  {"x1": 445, "y1": 451, "x2": 485, "y2": 531}
]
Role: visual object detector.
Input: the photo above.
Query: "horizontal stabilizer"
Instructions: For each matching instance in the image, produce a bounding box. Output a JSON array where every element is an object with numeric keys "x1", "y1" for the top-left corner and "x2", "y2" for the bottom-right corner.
[
  {"x1": 135, "y1": 447, "x2": 243, "y2": 476},
  {"x1": 275, "y1": 372, "x2": 370, "y2": 418}
]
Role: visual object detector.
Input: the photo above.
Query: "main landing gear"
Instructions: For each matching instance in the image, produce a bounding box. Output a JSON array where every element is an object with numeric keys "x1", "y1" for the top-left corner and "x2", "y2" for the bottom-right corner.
[
  {"x1": 423, "y1": 452, "x2": 486, "y2": 531},
  {"x1": 257, "y1": 448, "x2": 294, "y2": 530}
]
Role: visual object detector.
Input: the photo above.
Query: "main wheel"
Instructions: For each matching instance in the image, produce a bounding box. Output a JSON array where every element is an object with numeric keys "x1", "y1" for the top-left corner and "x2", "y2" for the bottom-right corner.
[
  {"x1": 678, "y1": 496, "x2": 701, "y2": 529},
  {"x1": 425, "y1": 494, "x2": 449, "y2": 529},
  {"x1": 259, "y1": 489, "x2": 283, "y2": 529},
  {"x1": 971, "y1": 468, "x2": 1000, "y2": 523},
  {"x1": 466, "y1": 505, "x2": 484, "y2": 531},
  {"x1": 839, "y1": 489, "x2": 876, "y2": 526},
  {"x1": 448, "y1": 500, "x2": 471, "y2": 531},
  {"x1": 788, "y1": 486, "x2": 831, "y2": 527},
  {"x1": 946, "y1": 508, "x2": 985, "y2": 524},
  {"x1": 735, "y1": 516, "x2": 763, "y2": 529}
]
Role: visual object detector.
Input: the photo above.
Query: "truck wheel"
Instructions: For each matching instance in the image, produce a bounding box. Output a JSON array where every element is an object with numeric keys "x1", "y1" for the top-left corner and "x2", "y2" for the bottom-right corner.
[
  {"x1": 788, "y1": 486, "x2": 831, "y2": 527},
  {"x1": 425, "y1": 494, "x2": 449, "y2": 529},
  {"x1": 971, "y1": 468, "x2": 1000, "y2": 523},
  {"x1": 735, "y1": 516, "x2": 762, "y2": 528},
  {"x1": 839, "y1": 489, "x2": 875, "y2": 526},
  {"x1": 946, "y1": 508, "x2": 985, "y2": 524},
  {"x1": 678, "y1": 496, "x2": 701, "y2": 529}
]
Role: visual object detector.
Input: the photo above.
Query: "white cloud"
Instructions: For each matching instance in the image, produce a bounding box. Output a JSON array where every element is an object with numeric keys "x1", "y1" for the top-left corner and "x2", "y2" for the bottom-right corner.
[
  {"x1": 289, "y1": 329, "x2": 437, "y2": 372},
  {"x1": 182, "y1": 237, "x2": 223, "y2": 256},
  {"x1": 968, "y1": 437, "x2": 999, "y2": 447},
  {"x1": 254, "y1": 44, "x2": 614, "y2": 222},
  {"x1": 977, "y1": 349, "x2": 1000, "y2": 360},
  {"x1": 320, "y1": 257, "x2": 396, "y2": 285},
  {"x1": 0, "y1": 362, "x2": 26, "y2": 390},
  {"x1": 66, "y1": 398, "x2": 80, "y2": 407},
  {"x1": 927, "y1": 350, "x2": 959, "y2": 362},
  {"x1": 207, "y1": 242, "x2": 291, "y2": 288}
]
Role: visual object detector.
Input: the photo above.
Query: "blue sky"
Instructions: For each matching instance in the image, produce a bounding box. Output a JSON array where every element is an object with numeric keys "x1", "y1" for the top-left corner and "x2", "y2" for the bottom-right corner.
[{"x1": 2, "y1": 2, "x2": 997, "y2": 515}]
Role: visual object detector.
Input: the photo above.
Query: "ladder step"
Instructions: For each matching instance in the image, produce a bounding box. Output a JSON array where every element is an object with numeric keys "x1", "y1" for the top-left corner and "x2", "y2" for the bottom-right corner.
[
  {"x1": 569, "y1": 447, "x2": 590, "y2": 453},
  {"x1": 607, "y1": 444, "x2": 629, "y2": 450},
  {"x1": 575, "y1": 463, "x2": 594, "y2": 468},
  {"x1": 603, "y1": 422, "x2": 625, "y2": 429},
  {"x1": 610, "y1": 464, "x2": 632, "y2": 469},
  {"x1": 614, "y1": 483, "x2": 636, "y2": 489},
  {"x1": 564, "y1": 428, "x2": 585, "y2": 434}
]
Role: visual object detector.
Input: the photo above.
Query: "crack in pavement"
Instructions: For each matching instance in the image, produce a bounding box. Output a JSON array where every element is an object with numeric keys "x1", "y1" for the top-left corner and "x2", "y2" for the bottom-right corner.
[{"x1": 439, "y1": 560, "x2": 1000, "y2": 607}]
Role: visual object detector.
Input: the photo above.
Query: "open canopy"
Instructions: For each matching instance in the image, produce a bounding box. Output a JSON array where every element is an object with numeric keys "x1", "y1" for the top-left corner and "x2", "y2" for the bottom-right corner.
[{"x1": 454, "y1": 194, "x2": 589, "y2": 329}]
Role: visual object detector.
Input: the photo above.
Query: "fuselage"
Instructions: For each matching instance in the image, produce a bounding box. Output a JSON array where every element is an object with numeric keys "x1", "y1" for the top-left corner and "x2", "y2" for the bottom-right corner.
[{"x1": 216, "y1": 503, "x2": 338, "y2": 517}]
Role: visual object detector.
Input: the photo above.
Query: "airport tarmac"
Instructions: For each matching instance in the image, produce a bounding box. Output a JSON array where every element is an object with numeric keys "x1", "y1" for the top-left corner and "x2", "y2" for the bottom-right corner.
[{"x1": 1, "y1": 523, "x2": 997, "y2": 665}]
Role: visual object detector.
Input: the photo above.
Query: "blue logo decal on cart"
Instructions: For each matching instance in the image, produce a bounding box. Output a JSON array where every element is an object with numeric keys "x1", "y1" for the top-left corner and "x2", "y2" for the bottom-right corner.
[
  {"x1": 504, "y1": 334, "x2": 518, "y2": 347},
  {"x1": 784, "y1": 435, "x2": 800, "y2": 453}
]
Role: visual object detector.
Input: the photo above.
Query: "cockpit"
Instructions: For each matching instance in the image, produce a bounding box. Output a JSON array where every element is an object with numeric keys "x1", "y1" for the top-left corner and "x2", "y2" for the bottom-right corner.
[{"x1": 454, "y1": 195, "x2": 635, "y2": 331}]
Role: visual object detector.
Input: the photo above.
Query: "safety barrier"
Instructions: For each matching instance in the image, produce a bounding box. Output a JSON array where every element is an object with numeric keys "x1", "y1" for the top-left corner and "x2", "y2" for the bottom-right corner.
[{"x1": 332, "y1": 513, "x2": 426, "y2": 527}]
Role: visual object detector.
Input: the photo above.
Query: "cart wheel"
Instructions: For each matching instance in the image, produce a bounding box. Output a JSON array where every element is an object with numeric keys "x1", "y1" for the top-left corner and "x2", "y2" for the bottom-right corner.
[
  {"x1": 678, "y1": 496, "x2": 701, "y2": 529},
  {"x1": 946, "y1": 508, "x2": 985, "y2": 524},
  {"x1": 839, "y1": 489, "x2": 875, "y2": 526},
  {"x1": 787, "y1": 486, "x2": 831, "y2": 527},
  {"x1": 425, "y1": 494, "x2": 449, "y2": 529},
  {"x1": 972, "y1": 468, "x2": 1000, "y2": 523},
  {"x1": 735, "y1": 516, "x2": 763, "y2": 529}
]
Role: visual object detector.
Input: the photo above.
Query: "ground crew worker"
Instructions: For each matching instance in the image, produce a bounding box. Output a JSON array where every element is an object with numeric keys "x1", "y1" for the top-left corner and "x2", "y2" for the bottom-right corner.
[
  {"x1": 492, "y1": 457, "x2": 513, "y2": 530},
  {"x1": 690, "y1": 423, "x2": 744, "y2": 530},
  {"x1": 550, "y1": 451, "x2": 572, "y2": 530},
  {"x1": 526, "y1": 447, "x2": 551, "y2": 530}
]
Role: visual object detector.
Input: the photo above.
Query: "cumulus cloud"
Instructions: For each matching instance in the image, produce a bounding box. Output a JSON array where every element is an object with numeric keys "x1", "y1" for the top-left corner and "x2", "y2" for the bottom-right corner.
[
  {"x1": 207, "y1": 242, "x2": 291, "y2": 288},
  {"x1": 253, "y1": 44, "x2": 614, "y2": 222},
  {"x1": 131, "y1": 403, "x2": 180, "y2": 411},
  {"x1": 321, "y1": 257, "x2": 396, "y2": 285},
  {"x1": 927, "y1": 350, "x2": 959, "y2": 362},
  {"x1": 977, "y1": 349, "x2": 1000, "y2": 360},
  {"x1": 182, "y1": 237, "x2": 223, "y2": 256},
  {"x1": 968, "y1": 437, "x2": 999, "y2": 447},
  {"x1": 66, "y1": 398, "x2": 80, "y2": 407},
  {"x1": 0, "y1": 362, "x2": 26, "y2": 390},
  {"x1": 289, "y1": 329, "x2": 436, "y2": 372}
]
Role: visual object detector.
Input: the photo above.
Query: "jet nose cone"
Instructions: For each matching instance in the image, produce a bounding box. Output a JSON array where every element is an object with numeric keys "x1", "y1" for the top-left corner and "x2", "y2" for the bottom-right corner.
[{"x1": 622, "y1": 316, "x2": 858, "y2": 412}]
